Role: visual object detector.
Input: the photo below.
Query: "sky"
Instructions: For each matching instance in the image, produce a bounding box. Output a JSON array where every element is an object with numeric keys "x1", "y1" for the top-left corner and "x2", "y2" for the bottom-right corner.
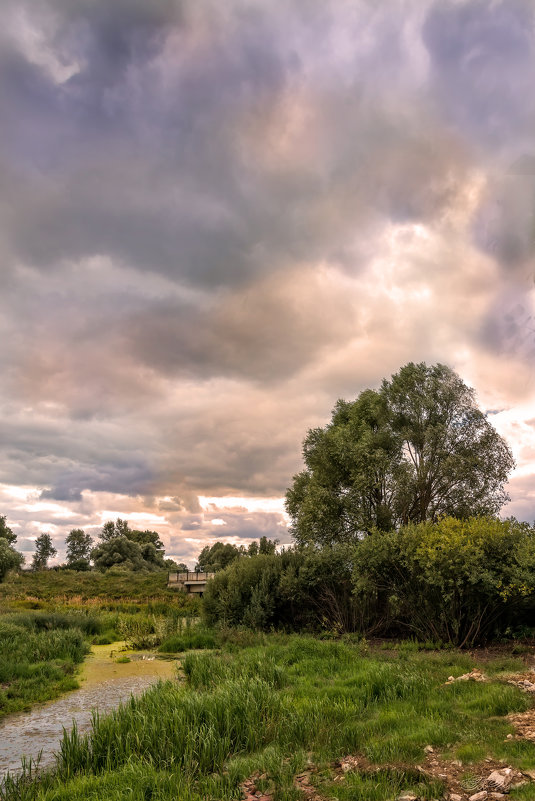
[{"x1": 1, "y1": 0, "x2": 534, "y2": 567}]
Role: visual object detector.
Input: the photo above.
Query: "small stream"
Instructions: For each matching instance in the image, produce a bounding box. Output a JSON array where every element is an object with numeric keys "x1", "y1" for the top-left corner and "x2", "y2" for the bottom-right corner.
[{"x1": 0, "y1": 643, "x2": 179, "y2": 778}]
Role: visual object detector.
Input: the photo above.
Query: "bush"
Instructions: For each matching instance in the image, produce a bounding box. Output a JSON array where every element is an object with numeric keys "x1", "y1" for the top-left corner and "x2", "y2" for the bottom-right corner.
[
  {"x1": 203, "y1": 547, "x2": 359, "y2": 632},
  {"x1": 352, "y1": 516, "x2": 535, "y2": 646}
]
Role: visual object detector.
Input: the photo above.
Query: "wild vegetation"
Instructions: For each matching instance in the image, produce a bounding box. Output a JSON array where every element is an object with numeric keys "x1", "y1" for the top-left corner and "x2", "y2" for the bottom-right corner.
[
  {"x1": 1, "y1": 362, "x2": 534, "y2": 800},
  {"x1": 3, "y1": 633, "x2": 535, "y2": 801},
  {"x1": 0, "y1": 614, "x2": 87, "y2": 717}
]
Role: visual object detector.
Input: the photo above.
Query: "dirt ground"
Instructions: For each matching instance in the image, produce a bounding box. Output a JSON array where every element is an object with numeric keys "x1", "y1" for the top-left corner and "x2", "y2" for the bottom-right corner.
[{"x1": 240, "y1": 657, "x2": 535, "y2": 801}]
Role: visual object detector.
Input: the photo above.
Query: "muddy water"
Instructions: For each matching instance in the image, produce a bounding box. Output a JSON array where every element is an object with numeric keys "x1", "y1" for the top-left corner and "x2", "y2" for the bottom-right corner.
[{"x1": 0, "y1": 643, "x2": 179, "y2": 777}]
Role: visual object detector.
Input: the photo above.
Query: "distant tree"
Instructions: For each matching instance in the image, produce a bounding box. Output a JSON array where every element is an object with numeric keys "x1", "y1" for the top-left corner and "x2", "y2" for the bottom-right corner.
[
  {"x1": 259, "y1": 536, "x2": 279, "y2": 555},
  {"x1": 165, "y1": 558, "x2": 189, "y2": 571},
  {"x1": 127, "y1": 529, "x2": 166, "y2": 568},
  {"x1": 100, "y1": 518, "x2": 131, "y2": 541},
  {"x1": 0, "y1": 515, "x2": 17, "y2": 546},
  {"x1": 32, "y1": 533, "x2": 57, "y2": 571},
  {"x1": 383, "y1": 362, "x2": 514, "y2": 524},
  {"x1": 0, "y1": 538, "x2": 24, "y2": 581},
  {"x1": 91, "y1": 537, "x2": 149, "y2": 572},
  {"x1": 195, "y1": 538, "x2": 279, "y2": 572},
  {"x1": 65, "y1": 528, "x2": 93, "y2": 570},
  {"x1": 195, "y1": 542, "x2": 243, "y2": 572}
]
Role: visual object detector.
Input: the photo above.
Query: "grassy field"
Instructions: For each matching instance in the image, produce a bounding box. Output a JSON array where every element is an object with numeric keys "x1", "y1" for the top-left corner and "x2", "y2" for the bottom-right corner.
[
  {"x1": 0, "y1": 570, "x2": 200, "y2": 612},
  {"x1": 3, "y1": 633, "x2": 535, "y2": 801}
]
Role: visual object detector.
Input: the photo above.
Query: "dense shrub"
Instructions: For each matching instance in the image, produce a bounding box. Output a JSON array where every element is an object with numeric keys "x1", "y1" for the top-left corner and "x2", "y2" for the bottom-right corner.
[
  {"x1": 203, "y1": 547, "x2": 359, "y2": 632},
  {"x1": 352, "y1": 516, "x2": 535, "y2": 646}
]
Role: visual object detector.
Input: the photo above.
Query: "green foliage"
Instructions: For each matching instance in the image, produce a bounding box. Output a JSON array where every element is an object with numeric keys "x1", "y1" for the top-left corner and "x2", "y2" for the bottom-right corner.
[
  {"x1": 195, "y1": 541, "x2": 243, "y2": 572},
  {"x1": 0, "y1": 617, "x2": 87, "y2": 718},
  {"x1": 286, "y1": 362, "x2": 514, "y2": 546},
  {"x1": 352, "y1": 516, "x2": 535, "y2": 646},
  {"x1": 0, "y1": 538, "x2": 24, "y2": 582},
  {"x1": 93, "y1": 519, "x2": 166, "y2": 571},
  {"x1": 194, "y1": 538, "x2": 279, "y2": 573},
  {"x1": 164, "y1": 559, "x2": 189, "y2": 571},
  {"x1": 384, "y1": 363, "x2": 514, "y2": 523},
  {"x1": 31, "y1": 534, "x2": 57, "y2": 572},
  {"x1": 203, "y1": 547, "x2": 358, "y2": 632},
  {"x1": 91, "y1": 536, "x2": 161, "y2": 573},
  {"x1": 0, "y1": 515, "x2": 17, "y2": 546},
  {"x1": 100, "y1": 518, "x2": 131, "y2": 541},
  {"x1": 159, "y1": 628, "x2": 217, "y2": 653},
  {"x1": 65, "y1": 530, "x2": 93, "y2": 571}
]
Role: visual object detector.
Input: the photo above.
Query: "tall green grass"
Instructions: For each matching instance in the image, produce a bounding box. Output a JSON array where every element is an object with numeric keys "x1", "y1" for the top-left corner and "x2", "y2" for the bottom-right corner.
[
  {"x1": 3, "y1": 635, "x2": 535, "y2": 801},
  {"x1": 0, "y1": 621, "x2": 87, "y2": 718}
]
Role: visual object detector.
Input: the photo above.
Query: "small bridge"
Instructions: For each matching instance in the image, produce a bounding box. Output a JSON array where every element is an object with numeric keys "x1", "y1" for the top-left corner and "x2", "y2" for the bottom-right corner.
[{"x1": 167, "y1": 571, "x2": 215, "y2": 595}]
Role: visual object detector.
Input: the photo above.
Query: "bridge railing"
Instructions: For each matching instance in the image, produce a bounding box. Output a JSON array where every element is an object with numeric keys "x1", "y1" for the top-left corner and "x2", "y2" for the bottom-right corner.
[{"x1": 168, "y1": 571, "x2": 215, "y2": 583}]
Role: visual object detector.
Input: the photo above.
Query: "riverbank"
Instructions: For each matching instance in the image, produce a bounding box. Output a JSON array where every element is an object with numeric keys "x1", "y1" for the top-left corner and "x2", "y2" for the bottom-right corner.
[
  {"x1": 0, "y1": 642, "x2": 179, "y2": 777},
  {"x1": 0, "y1": 615, "x2": 87, "y2": 718},
  {"x1": 3, "y1": 634, "x2": 535, "y2": 801}
]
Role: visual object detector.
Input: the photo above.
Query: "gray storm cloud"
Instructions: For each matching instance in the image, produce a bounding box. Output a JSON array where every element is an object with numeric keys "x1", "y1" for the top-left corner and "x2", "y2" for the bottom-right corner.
[{"x1": 0, "y1": 0, "x2": 534, "y2": 560}]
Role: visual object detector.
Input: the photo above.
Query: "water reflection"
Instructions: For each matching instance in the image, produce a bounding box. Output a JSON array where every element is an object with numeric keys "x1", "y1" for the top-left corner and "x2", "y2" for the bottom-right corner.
[{"x1": 0, "y1": 644, "x2": 178, "y2": 777}]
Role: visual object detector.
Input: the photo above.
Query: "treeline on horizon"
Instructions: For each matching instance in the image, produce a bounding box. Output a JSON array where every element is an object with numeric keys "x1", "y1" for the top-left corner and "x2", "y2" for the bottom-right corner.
[{"x1": 0, "y1": 513, "x2": 281, "y2": 577}]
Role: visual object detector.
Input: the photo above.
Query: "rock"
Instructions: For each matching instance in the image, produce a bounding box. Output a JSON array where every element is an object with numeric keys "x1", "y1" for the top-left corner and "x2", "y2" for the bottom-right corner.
[
  {"x1": 522, "y1": 770, "x2": 535, "y2": 780},
  {"x1": 424, "y1": 745, "x2": 434, "y2": 754},
  {"x1": 506, "y1": 734, "x2": 513, "y2": 740},
  {"x1": 397, "y1": 795, "x2": 418, "y2": 801},
  {"x1": 449, "y1": 794, "x2": 462, "y2": 801},
  {"x1": 448, "y1": 676, "x2": 455, "y2": 682},
  {"x1": 468, "y1": 792, "x2": 488, "y2": 801},
  {"x1": 488, "y1": 794, "x2": 505, "y2": 800},
  {"x1": 486, "y1": 769, "x2": 513, "y2": 793}
]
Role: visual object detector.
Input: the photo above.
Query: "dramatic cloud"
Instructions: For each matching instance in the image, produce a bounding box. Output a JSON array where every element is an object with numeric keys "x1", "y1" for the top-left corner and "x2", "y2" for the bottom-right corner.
[{"x1": 0, "y1": 0, "x2": 534, "y2": 563}]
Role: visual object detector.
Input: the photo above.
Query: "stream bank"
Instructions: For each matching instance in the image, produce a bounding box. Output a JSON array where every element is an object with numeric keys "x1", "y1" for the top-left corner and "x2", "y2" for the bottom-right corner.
[{"x1": 0, "y1": 642, "x2": 179, "y2": 777}]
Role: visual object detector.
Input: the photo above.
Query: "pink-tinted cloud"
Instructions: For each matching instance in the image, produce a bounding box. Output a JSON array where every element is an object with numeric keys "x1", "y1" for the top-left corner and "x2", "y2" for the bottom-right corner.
[{"x1": 0, "y1": 0, "x2": 534, "y2": 562}]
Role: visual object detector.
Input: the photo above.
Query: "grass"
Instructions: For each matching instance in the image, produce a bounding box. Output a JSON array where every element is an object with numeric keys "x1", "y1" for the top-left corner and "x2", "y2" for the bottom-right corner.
[
  {"x1": 159, "y1": 626, "x2": 217, "y2": 653},
  {"x1": 0, "y1": 619, "x2": 87, "y2": 718},
  {"x1": 0, "y1": 570, "x2": 200, "y2": 616},
  {"x1": 3, "y1": 634, "x2": 535, "y2": 800}
]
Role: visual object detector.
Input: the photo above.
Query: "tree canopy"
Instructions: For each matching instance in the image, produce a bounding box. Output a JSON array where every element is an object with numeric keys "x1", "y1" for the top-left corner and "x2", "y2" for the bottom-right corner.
[
  {"x1": 286, "y1": 362, "x2": 514, "y2": 547},
  {"x1": 195, "y1": 537, "x2": 279, "y2": 572},
  {"x1": 32, "y1": 533, "x2": 57, "y2": 571},
  {"x1": 65, "y1": 529, "x2": 93, "y2": 570},
  {"x1": 0, "y1": 515, "x2": 17, "y2": 546},
  {"x1": 91, "y1": 518, "x2": 166, "y2": 571}
]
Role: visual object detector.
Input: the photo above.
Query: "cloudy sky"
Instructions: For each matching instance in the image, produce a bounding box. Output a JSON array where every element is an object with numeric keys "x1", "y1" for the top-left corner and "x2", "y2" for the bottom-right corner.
[{"x1": 1, "y1": 0, "x2": 534, "y2": 566}]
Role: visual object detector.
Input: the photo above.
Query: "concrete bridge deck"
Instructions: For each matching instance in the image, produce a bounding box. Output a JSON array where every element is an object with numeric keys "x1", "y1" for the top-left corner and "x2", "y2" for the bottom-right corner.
[{"x1": 167, "y1": 571, "x2": 215, "y2": 594}]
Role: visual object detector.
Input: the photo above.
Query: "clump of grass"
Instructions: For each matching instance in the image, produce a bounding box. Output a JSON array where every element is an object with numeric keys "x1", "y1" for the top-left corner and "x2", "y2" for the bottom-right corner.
[
  {"x1": 115, "y1": 656, "x2": 131, "y2": 664},
  {"x1": 317, "y1": 767, "x2": 445, "y2": 801},
  {"x1": 0, "y1": 621, "x2": 87, "y2": 718},
  {"x1": 159, "y1": 628, "x2": 217, "y2": 653}
]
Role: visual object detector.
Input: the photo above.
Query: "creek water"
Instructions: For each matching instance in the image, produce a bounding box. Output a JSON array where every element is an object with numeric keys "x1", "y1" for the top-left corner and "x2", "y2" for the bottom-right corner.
[{"x1": 0, "y1": 643, "x2": 179, "y2": 778}]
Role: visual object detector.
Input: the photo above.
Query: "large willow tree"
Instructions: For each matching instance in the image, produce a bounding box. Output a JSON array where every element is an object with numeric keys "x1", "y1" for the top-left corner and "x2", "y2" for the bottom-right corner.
[{"x1": 286, "y1": 363, "x2": 514, "y2": 547}]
